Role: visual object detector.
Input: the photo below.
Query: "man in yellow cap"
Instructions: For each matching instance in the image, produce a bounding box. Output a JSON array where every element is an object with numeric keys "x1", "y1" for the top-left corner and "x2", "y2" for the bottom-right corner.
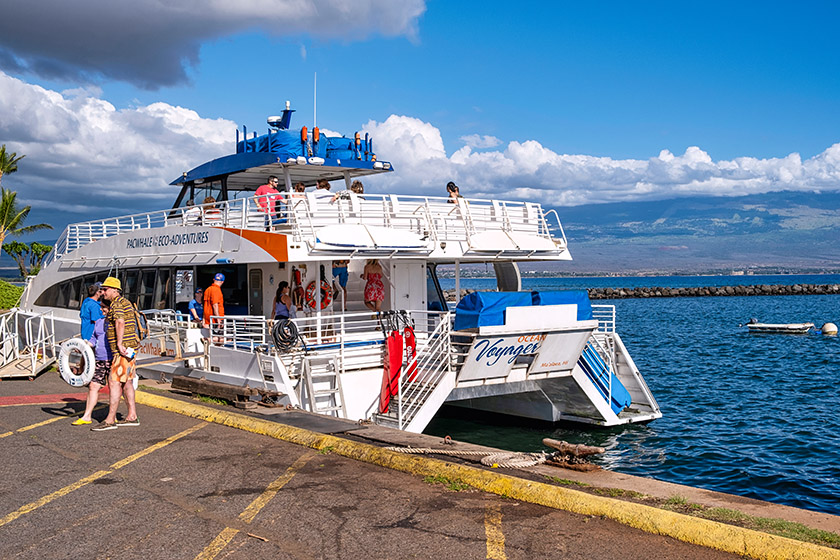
[{"x1": 92, "y1": 277, "x2": 141, "y2": 431}]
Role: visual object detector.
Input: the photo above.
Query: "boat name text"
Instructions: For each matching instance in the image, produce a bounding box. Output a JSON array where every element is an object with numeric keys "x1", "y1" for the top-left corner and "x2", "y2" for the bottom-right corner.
[
  {"x1": 126, "y1": 231, "x2": 210, "y2": 249},
  {"x1": 474, "y1": 338, "x2": 542, "y2": 366}
]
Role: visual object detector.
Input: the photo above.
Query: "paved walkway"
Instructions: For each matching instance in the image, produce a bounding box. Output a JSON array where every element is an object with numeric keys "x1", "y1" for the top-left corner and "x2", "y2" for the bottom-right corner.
[{"x1": 0, "y1": 373, "x2": 832, "y2": 559}]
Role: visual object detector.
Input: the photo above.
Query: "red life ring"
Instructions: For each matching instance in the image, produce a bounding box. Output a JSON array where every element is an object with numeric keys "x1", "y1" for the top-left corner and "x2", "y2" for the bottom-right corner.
[{"x1": 304, "y1": 280, "x2": 332, "y2": 310}]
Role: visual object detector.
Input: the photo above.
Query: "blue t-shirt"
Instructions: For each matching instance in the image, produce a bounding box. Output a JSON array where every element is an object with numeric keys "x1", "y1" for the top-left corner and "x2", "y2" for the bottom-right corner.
[
  {"x1": 188, "y1": 298, "x2": 203, "y2": 321},
  {"x1": 79, "y1": 297, "x2": 103, "y2": 340}
]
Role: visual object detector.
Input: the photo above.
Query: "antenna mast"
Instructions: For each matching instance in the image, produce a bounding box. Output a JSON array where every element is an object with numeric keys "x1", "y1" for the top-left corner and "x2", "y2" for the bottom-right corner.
[{"x1": 313, "y1": 72, "x2": 317, "y2": 128}]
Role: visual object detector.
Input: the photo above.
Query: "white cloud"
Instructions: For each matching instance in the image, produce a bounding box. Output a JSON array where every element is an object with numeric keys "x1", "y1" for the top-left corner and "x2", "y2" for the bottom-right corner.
[
  {"x1": 5, "y1": 71, "x2": 840, "y2": 237},
  {"x1": 0, "y1": 71, "x2": 233, "y2": 222},
  {"x1": 362, "y1": 114, "x2": 840, "y2": 205},
  {"x1": 0, "y1": 0, "x2": 426, "y2": 88},
  {"x1": 460, "y1": 134, "x2": 501, "y2": 149}
]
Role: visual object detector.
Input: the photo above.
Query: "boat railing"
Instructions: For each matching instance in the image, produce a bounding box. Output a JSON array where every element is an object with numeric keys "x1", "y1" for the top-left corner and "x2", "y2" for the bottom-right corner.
[
  {"x1": 394, "y1": 311, "x2": 453, "y2": 430},
  {"x1": 43, "y1": 192, "x2": 567, "y2": 263},
  {"x1": 0, "y1": 310, "x2": 20, "y2": 368},
  {"x1": 209, "y1": 315, "x2": 269, "y2": 352},
  {"x1": 592, "y1": 305, "x2": 616, "y2": 333},
  {"x1": 23, "y1": 310, "x2": 56, "y2": 374}
]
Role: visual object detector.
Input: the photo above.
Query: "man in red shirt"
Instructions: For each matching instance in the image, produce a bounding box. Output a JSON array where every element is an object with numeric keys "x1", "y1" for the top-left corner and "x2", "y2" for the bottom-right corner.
[
  {"x1": 203, "y1": 273, "x2": 225, "y2": 341},
  {"x1": 255, "y1": 175, "x2": 284, "y2": 230}
]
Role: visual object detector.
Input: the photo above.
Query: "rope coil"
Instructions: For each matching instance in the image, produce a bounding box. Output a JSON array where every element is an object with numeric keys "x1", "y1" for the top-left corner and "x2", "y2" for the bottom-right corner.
[{"x1": 383, "y1": 446, "x2": 548, "y2": 469}]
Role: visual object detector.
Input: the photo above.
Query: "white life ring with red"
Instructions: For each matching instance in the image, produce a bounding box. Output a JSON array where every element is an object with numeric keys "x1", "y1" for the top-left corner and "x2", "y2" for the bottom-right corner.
[
  {"x1": 305, "y1": 280, "x2": 332, "y2": 310},
  {"x1": 59, "y1": 338, "x2": 95, "y2": 387}
]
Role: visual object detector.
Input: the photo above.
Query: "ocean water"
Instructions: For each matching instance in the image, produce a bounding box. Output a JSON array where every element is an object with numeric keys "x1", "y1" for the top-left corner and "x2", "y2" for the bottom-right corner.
[{"x1": 427, "y1": 275, "x2": 840, "y2": 515}]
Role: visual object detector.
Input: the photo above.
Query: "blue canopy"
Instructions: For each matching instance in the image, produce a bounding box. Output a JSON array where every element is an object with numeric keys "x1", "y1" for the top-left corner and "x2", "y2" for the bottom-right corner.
[
  {"x1": 453, "y1": 290, "x2": 593, "y2": 330},
  {"x1": 453, "y1": 292, "x2": 533, "y2": 331},
  {"x1": 531, "y1": 290, "x2": 593, "y2": 321}
]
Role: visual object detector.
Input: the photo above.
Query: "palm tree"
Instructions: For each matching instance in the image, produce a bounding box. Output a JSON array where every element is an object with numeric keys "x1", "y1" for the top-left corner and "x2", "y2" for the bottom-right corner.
[
  {"x1": 0, "y1": 188, "x2": 52, "y2": 256},
  {"x1": 0, "y1": 145, "x2": 25, "y2": 188}
]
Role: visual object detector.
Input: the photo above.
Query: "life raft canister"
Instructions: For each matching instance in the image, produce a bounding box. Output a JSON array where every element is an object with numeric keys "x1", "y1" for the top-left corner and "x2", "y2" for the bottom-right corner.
[
  {"x1": 304, "y1": 280, "x2": 332, "y2": 310},
  {"x1": 58, "y1": 338, "x2": 95, "y2": 387}
]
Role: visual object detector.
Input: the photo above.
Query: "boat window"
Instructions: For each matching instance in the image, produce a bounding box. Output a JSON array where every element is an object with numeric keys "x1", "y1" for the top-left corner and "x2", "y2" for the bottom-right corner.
[
  {"x1": 137, "y1": 269, "x2": 157, "y2": 311},
  {"x1": 154, "y1": 269, "x2": 171, "y2": 310},
  {"x1": 426, "y1": 264, "x2": 447, "y2": 312},
  {"x1": 121, "y1": 270, "x2": 139, "y2": 304},
  {"x1": 34, "y1": 282, "x2": 60, "y2": 308},
  {"x1": 192, "y1": 180, "x2": 224, "y2": 205}
]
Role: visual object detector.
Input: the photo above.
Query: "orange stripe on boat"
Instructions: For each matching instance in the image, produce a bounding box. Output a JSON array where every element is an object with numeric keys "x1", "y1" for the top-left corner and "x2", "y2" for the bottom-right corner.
[{"x1": 221, "y1": 228, "x2": 288, "y2": 262}]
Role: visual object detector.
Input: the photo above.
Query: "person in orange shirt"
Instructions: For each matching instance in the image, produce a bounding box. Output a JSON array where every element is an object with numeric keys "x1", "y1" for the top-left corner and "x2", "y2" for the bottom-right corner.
[{"x1": 203, "y1": 274, "x2": 225, "y2": 341}]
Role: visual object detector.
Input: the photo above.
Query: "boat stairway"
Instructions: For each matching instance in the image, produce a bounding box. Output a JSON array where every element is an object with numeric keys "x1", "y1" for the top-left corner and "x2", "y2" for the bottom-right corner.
[{"x1": 372, "y1": 380, "x2": 439, "y2": 429}]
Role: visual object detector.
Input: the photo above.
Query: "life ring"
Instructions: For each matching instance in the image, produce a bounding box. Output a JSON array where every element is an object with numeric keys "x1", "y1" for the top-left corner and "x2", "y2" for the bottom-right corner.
[
  {"x1": 58, "y1": 338, "x2": 95, "y2": 387},
  {"x1": 304, "y1": 280, "x2": 332, "y2": 310}
]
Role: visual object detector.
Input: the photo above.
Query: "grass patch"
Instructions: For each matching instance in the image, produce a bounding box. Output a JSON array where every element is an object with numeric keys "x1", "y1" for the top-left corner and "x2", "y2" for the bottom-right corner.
[
  {"x1": 664, "y1": 495, "x2": 688, "y2": 506},
  {"x1": 317, "y1": 446, "x2": 334, "y2": 455},
  {"x1": 592, "y1": 487, "x2": 648, "y2": 499},
  {"x1": 544, "y1": 476, "x2": 590, "y2": 487},
  {"x1": 196, "y1": 394, "x2": 232, "y2": 406},
  {"x1": 423, "y1": 475, "x2": 472, "y2": 492},
  {"x1": 699, "y1": 508, "x2": 840, "y2": 548}
]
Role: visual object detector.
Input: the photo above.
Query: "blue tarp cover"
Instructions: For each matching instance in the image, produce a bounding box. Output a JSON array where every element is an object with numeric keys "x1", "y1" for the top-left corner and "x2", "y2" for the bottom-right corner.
[
  {"x1": 454, "y1": 290, "x2": 594, "y2": 330},
  {"x1": 453, "y1": 291, "x2": 533, "y2": 331},
  {"x1": 531, "y1": 290, "x2": 593, "y2": 321}
]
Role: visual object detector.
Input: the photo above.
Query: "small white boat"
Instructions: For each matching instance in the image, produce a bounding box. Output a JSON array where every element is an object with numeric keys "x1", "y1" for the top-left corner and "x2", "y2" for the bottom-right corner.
[{"x1": 746, "y1": 321, "x2": 814, "y2": 334}]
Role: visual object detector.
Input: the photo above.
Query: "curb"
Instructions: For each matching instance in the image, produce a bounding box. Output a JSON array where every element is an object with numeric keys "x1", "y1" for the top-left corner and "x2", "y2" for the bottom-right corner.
[{"x1": 135, "y1": 390, "x2": 839, "y2": 560}]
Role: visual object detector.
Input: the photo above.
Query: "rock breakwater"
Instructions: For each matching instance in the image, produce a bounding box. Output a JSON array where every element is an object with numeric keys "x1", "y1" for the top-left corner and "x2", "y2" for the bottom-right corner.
[
  {"x1": 588, "y1": 283, "x2": 840, "y2": 299},
  {"x1": 444, "y1": 284, "x2": 840, "y2": 302}
]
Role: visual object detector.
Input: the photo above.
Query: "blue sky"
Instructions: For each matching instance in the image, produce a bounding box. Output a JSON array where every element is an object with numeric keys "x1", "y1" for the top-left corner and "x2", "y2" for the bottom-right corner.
[{"x1": 1, "y1": 1, "x2": 840, "y2": 234}]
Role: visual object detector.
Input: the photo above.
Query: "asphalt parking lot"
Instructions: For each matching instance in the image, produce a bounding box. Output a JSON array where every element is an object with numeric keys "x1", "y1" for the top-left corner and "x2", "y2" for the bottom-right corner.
[{"x1": 0, "y1": 374, "x2": 749, "y2": 559}]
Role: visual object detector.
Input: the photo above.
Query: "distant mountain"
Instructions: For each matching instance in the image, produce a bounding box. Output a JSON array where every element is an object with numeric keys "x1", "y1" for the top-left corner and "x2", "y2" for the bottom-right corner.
[{"x1": 531, "y1": 191, "x2": 840, "y2": 274}]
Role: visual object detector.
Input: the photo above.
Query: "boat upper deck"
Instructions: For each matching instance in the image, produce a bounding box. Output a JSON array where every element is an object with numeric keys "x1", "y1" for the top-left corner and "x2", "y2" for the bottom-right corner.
[{"x1": 46, "y1": 191, "x2": 568, "y2": 266}]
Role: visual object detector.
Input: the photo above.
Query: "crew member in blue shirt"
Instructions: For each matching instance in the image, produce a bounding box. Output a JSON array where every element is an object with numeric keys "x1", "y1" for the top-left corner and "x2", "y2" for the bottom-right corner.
[
  {"x1": 80, "y1": 282, "x2": 104, "y2": 339},
  {"x1": 188, "y1": 288, "x2": 203, "y2": 324}
]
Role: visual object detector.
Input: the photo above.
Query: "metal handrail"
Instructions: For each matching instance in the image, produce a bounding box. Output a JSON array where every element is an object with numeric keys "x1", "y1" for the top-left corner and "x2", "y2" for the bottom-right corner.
[
  {"x1": 395, "y1": 312, "x2": 452, "y2": 430},
  {"x1": 44, "y1": 193, "x2": 565, "y2": 262},
  {"x1": 23, "y1": 310, "x2": 55, "y2": 374}
]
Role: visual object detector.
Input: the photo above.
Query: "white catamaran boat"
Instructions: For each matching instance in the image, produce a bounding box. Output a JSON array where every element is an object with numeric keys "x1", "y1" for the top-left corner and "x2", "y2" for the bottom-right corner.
[{"x1": 11, "y1": 104, "x2": 661, "y2": 432}]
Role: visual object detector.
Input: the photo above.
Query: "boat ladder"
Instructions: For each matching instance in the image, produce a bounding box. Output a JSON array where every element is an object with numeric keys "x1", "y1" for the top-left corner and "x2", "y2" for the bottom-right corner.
[{"x1": 302, "y1": 354, "x2": 347, "y2": 418}]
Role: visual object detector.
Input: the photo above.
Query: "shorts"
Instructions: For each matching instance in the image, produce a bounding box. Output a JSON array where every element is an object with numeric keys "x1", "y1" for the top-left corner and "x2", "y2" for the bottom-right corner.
[
  {"x1": 110, "y1": 354, "x2": 136, "y2": 384},
  {"x1": 332, "y1": 267, "x2": 348, "y2": 288},
  {"x1": 92, "y1": 360, "x2": 111, "y2": 386}
]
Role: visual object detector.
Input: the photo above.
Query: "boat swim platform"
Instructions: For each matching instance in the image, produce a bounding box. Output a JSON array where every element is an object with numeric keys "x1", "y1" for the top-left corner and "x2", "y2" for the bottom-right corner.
[{"x1": 131, "y1": 378, "x2": 840, "y2": 557}]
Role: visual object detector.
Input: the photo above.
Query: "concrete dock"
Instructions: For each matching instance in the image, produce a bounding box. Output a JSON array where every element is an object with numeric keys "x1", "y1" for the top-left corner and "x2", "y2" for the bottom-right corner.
[{"x1": 1, "y1": 372, "x2": 837, "y2": 559}]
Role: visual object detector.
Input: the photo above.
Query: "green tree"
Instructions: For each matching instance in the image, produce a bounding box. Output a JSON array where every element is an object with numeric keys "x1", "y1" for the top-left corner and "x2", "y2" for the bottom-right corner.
[
  {"x1": 0, "y1": 188, "x2": 52, "y2": 256},
  {"x1": 3, "y1": 240, "x2": 30, "y2": 277},
  {"x1": 0, "y1": 145, "x2": 25, "y2": 188}
]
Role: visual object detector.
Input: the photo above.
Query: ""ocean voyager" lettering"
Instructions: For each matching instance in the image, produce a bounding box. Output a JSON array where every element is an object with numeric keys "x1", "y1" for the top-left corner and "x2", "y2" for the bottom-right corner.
[{"x1": 473, "y1": 334, "x2": 545, "y2": 366}]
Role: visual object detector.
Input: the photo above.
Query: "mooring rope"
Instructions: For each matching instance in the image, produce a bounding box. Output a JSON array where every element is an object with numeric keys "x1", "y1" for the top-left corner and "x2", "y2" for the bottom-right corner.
[{"x1": 383, "y1": 447, "x2": 548, "y2": 469}]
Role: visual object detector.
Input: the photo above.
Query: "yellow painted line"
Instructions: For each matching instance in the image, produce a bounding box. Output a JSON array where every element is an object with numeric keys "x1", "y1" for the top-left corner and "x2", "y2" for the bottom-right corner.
[
  {"x1": 485, "y1": 503, "x2": 506, "y2": 560},
  {"x1": 16, "y1": 415, "x2": 68, "y2": 433},
  {"x1": 0, "y1": 422, "x2": 207, "y2": 529},
  {"x1": 135, "y1": 391, "x2": 840, "y2": 560},
  {"x1": 194, "y1": 452, "x2": 313, "y2": 560},
  {"x1": 0, "y1": 405, "x2": 107, "y2": 439}
]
